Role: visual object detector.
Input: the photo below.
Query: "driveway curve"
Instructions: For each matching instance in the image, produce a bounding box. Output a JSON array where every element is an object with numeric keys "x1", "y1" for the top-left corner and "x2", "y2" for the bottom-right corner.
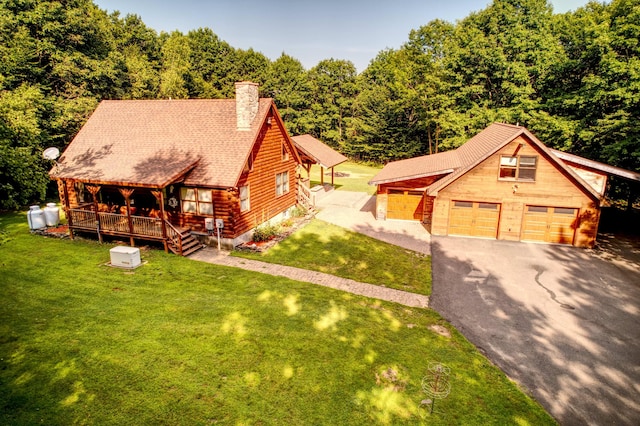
[{"x1": 430, "y1": 235, "x2": 640, "y2": 425}]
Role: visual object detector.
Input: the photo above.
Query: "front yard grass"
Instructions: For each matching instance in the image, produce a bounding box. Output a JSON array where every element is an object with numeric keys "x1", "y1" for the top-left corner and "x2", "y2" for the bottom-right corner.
[
  {"x1": 0, "y1": 212, "x2": 554, "y2": 425},
  {"x1": 234, "y1": 219, "x2": 432, "y2": 296}
]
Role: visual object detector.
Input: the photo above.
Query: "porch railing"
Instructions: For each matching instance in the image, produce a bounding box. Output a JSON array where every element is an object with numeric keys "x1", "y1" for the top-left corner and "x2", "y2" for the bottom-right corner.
[
  {"x1": 164, "y1": 221, "x2": 185, "y2": 255},
  {"x1": 68, "y1": 209, "x2": 164, "y2": 240},
  {"x1": 298, "y1": 178, "x2": 314, "y2": 209}
]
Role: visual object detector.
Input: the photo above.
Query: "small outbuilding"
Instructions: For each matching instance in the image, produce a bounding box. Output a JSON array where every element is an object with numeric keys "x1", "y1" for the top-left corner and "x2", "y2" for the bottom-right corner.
[{"x1": 292, "y1": 134, "x2": 348, "y2": 186}]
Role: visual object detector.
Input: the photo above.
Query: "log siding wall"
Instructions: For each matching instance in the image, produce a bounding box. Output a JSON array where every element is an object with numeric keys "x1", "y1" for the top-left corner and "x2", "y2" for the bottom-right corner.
[
  {"x1": 234, "y1": 110, "x2": 298, "y2": 236},
  {"x1": 170, "y1": 110, "x2": 298, "y2": 239},
  {"x1": 430, "y1": 135, "x2": 600, "y2": 247}
]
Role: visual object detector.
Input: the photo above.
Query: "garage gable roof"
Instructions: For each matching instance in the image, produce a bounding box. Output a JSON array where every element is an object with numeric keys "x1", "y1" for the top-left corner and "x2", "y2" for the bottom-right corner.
[
  {"x1": 427, "y1": 124, "x2": 602, "y2": 201},
  {"x1": 369, "y1": 123, "x2": 524, "y2": 186},
  {"x1": 369, "y1": 123, "x2": 602, "y2": 202}
]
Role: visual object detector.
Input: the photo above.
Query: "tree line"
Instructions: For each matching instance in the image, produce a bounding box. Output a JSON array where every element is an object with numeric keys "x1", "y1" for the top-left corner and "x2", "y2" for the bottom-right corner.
[{"x1": 1, "y1": 0, "x2": 638, "y2": 209}]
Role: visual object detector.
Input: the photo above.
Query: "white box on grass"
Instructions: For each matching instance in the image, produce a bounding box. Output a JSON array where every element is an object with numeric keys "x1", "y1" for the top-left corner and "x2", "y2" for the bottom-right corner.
[{"x1": 109, "y1": 246, "x2": 141, "y2": 269}]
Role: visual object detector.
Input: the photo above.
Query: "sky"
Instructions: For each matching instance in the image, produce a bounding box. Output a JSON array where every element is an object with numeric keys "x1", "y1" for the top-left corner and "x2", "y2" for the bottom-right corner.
[{"x1": 94, "y1": 0, "x2": 595, "y2": 72}]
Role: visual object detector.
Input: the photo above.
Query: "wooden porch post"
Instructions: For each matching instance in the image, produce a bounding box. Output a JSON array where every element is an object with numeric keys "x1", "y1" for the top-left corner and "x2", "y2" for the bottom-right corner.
[
  {"x1": 61, "y1": 179, "x2": 74, "y2": 240},
  {"x1": 320, "y1": 166, "x2": 325, "y2": 186},
  {"x1": 119, "y1": 188, "x2": 135, "y2": 246},
  {"x1": 86, "y1": 185, "x2": 102, "y2": 243},
  {"x1": 152, "y1": 189, "x2": 169, "y2": 253},
  {"x1": 331, "y1": 167, "x2": 335, "y2": 186}
]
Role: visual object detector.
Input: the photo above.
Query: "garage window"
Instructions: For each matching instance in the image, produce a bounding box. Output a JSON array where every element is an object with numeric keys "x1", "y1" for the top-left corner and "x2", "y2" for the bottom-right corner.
[
  {"x1": 478, "y1": 203, "x2": 499, "y2": 210},
  {"x1": 454, "y1": 201, "x2": 473, "y2": 208},
  {"x1": 500, "y1": 155, "x2": 537, "y2": 181},
  {"x1": 527, "y1": 206, "x2": 548, "y2": 213},
  {"x1": 555, "y1": 207, "x2": 577, "y2": 215}
]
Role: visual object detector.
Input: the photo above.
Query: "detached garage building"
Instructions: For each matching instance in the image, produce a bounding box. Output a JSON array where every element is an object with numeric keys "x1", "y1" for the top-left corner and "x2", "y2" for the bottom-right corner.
[{"x1": 369, "y1": 123, "x2": 637, "y2": 248}]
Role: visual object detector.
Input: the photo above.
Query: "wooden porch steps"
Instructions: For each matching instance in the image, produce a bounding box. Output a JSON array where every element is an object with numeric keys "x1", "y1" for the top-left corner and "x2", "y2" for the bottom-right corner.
[{"x1": 168, "y1": 230, "x2": 205, "y2": 257}]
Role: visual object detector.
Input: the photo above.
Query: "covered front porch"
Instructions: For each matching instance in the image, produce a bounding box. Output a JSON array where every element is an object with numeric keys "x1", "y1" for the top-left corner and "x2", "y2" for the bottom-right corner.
[{"x1": 62, "y1": 183, "x2": 202, "y2": 256}]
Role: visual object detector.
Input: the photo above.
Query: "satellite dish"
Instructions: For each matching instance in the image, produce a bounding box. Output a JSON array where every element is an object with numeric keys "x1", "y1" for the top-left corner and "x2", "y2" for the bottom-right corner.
[{"x1": 43, "y1": 147, "x2": 60, "y2": 160}]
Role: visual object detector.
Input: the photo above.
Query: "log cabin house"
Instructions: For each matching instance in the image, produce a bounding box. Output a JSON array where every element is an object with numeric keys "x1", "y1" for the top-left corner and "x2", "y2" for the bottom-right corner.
[
  {"x1": 369, "y1": 123, "x2": 639, "y2": 248},
  {"x1": 50, "y1": 82, "x2": 303, "y2": 255}
]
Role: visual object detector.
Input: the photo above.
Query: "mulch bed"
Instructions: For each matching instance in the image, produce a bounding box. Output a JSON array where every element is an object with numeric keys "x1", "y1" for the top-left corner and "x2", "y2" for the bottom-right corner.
[
  {"x1": 32, "y1": 224, "x2": 70, "y2": 239},
  {"x1": 235, "y1": 213, "x2": 315, "y2": 253}
]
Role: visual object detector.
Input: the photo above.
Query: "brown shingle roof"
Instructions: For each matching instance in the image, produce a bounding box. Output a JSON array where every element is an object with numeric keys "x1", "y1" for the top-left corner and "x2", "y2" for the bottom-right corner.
[
  {"x1": 368, "y1": 150, "x2": 461, "y2": 185},
  {"x1": 52, "y1": 98, "x2": 272, "y2": 188},
  {"x1": 369, "y1": 123, "x2": 524, "y2": 185},
  {"x1": 426, "y1": 123, "x2": 526, "y2": 194},
  {"x1": 291, "y1": 134, "x2": 348, "y2": 169},
  {"x1": 369, "y1": 123, "x2": 602, "y2": 202}
]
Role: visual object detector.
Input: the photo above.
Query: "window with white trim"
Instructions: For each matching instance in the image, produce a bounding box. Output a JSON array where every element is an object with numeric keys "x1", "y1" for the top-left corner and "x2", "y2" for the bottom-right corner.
[
  {"x1": 239, "y1": 185, "x2": 250, "y2": 212},
  {"x1": 499, "y1": 155, "x2": 537, "y2": 181},
  {"x1": 276, "y1": 171, "x2": 289, "y2": 196},
  {"x1": 180, "y1": 188, "x2": 213, "y2": 215}
]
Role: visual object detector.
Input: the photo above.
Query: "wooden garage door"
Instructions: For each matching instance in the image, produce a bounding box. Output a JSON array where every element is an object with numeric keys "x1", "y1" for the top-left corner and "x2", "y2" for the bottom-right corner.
[
  {"x1": 448, "y1": 201, "x2": 501, "y2": 238},
  {"x1": 522, "y1": 206, "x2": 578, "y2": 244},
  {"x1": 387, "y1": 189, "x2": 424, "y2": 220}
]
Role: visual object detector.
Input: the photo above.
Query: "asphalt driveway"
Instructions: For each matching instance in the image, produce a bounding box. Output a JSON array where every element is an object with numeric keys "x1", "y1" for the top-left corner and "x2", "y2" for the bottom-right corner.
[{"x1": 430, "y1": 235, "x2": 640, "y2": 425}]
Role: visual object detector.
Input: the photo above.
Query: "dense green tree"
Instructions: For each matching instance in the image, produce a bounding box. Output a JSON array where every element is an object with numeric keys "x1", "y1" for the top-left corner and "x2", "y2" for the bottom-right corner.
[
  {"x1": 307, "y1": 59, "x2": 357, "y2": 150},
  {"x1": 0, "y1": 0, "x2": 638, "y2": 209},
  {"x1": 111, "y1": 13, "x2": 160, "y2": 99},
  {"x1": 547, "y1": 0, "x2": 640, "y2": 172},
  {"x1": 263, "y1": 53, "x2": 311, "y2": 135},
  {"x1": 158, "y1": 30, "x2": 190, "y2": 99},
  {"x1": 442, "y1": 0, "x2": 564, "y2": 145},
  {"x1": 0, "y1": 83, "x2": 49, "y2": 209},
  {"x1": 186, "y1": 27, "x2": 236, "y2": 98},
  {"x1": 233, "y1": 48, "x2": 270, "y2": 87},
  {"x1": 350, "y1": 49, "x2": 424, "y2": 161},
  {"x1": 0, "y1": 0, "x2": 117, "y2": 208}
]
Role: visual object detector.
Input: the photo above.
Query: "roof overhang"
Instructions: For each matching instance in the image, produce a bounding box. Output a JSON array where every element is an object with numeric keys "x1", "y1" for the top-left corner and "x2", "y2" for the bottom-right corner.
[
  {"x1": 369, "y1": 169, "x2": 455, "y2": 186},
  {"x1": 52, "y1": 157, "x2": 200, "y2": 189},
  {"x1": 292, "y1": 134, "x2": 347, "y2": 169},
  {"x1": 551, "y1": 149, "x2": 640, "y2": 182}
]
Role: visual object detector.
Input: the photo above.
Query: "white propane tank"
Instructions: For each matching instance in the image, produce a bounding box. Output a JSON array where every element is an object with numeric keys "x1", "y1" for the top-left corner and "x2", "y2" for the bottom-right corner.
[
  {"x1": 27, "y1": 205, "x2": 46, "y2": 230},
  {"x1": 44, "y1": 203, "x2": 60, "y2": 227}
]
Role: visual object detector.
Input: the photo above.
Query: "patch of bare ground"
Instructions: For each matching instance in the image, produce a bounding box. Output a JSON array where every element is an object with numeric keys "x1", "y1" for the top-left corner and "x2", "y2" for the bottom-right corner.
[{"x1": 428, "y1": 324, "x2": 451, "y2": 338}]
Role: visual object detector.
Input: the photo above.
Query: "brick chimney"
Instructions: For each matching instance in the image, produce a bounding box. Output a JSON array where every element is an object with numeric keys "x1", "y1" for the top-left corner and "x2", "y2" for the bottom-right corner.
[{"x1": 235, "y1": 81, "x2": 259, "y2": 131}]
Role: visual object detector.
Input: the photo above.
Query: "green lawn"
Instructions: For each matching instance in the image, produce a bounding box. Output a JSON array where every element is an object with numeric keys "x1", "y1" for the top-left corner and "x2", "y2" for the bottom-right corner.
[
  {"x1": 307, "y1": 161, "x2": 381, "y2": 194},
  {"x1": 0, "y1": 212, "x2": 554, "y2": 425},
  {"x1": 234, "y1": 219, "x2": 432, "y2": 296}
]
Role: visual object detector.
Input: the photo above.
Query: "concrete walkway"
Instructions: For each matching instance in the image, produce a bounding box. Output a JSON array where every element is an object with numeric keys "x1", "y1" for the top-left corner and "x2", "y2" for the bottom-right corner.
[{"x1": 188, "y1": 248, "x2": 429, "y2": 308}]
